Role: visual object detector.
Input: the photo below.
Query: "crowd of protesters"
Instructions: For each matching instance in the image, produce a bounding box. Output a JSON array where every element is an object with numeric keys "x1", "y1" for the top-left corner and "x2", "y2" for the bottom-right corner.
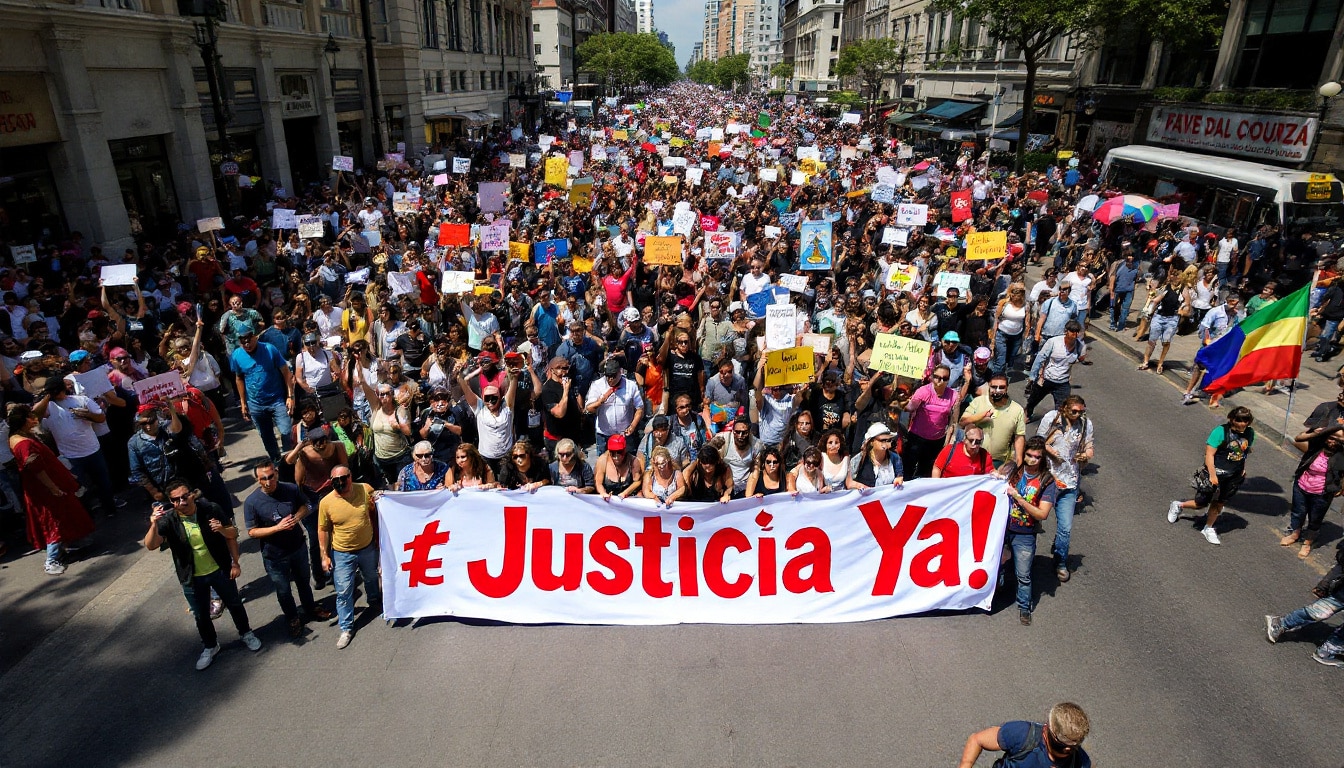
[{"x1": 3, "y1": 81, "x2": 1344, "y2": 670}]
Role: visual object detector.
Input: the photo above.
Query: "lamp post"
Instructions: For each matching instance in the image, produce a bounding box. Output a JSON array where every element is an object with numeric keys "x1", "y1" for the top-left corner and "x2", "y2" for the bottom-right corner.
[
  {"x1": 1309, "y1": 81, "x2": 1341, "y2": 171},
  {"x1": 188, "y1": 0, "x2": 233, "y2": 222},
  {"x1": 359, "y1": 0, "x2": 386, "y2": 157}
]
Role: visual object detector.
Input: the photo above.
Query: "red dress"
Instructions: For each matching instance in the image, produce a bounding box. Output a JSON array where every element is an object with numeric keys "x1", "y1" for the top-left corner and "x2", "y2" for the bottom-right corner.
[{"x1": 12, "y1": 437, "x2": 94, "y2": 549}]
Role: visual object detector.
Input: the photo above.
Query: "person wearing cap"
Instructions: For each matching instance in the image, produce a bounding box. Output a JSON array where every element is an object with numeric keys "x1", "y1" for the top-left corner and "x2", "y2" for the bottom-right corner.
[
  {"x1": 356, "y1": 197, "x2": 385, "y2": 231},
  {"x1": 393, "y1": 320, "x2": 431, "y2": 379},
  {"x1": 585, "y1": 358, "x2": 643, "y2": 450},
  {"x1": 457, "y1": 359, "x2": 519, "y2": 472},
  {"x1": 594, "y1": 434, "x2": 642, "y2": 501},
  {"x1": 294, "y1": 332, "x2": 342, "y2": 403},
  {"x1": 231, "y1": 325, "x2": 296, "y2": 465},
  {"x1": 33, "y1": 375, "x2": 118, "y2": 517},
  {"x1": 848, "y1": 422, "x2": 904, "y2": 489},
  {"x1": 128, "y1": 402, "x2": 230, "y2": 511},
  {"x1": 259, "y1": 306, "x2": 301, "y2": 359},
  {"x1": 931, "y1": 331, "x2": 972, "y2": 391},
  {"x1": 964, "y1": 346, "x2": 994, "y2": 402},
  {"x1": 415, "y1": 386, "x2": 465, "y2": 463}
]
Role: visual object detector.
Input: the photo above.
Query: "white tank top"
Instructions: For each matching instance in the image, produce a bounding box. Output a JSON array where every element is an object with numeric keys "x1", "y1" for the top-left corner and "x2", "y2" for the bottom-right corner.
[
  {"x1": 298, "y1": 349, "x2": 335, "y2": 389},
  {"x1": 997, "y1": 302, "x2": 1027, "y2": 336}
]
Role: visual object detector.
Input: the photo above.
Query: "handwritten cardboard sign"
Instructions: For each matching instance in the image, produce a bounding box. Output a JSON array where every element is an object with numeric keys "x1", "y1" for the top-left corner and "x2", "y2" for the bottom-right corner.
[{"x1": 764, "y1": 347, "x2": 814, "y2": 387}]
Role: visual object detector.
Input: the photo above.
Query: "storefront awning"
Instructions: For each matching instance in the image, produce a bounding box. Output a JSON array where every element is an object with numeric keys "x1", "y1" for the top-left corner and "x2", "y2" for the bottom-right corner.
[
  {"x1": 940, "y1": 129, "x2": 978, "y2": 141},
  {"x1": 922, "y1": 100, "x2": 984, "y2": 120},
  {"x1": 902, "y1": 121, "x2": 945, "y2": 134},
  {"x1": 985, "y1": 109, "x2": 1022, "y2": 129},
  {"x1": 886, "y1": 112, "x2": 919, "y2": 125},
  {"x1": 425, "y1": 110, "x2": 494, "y2": 126}
]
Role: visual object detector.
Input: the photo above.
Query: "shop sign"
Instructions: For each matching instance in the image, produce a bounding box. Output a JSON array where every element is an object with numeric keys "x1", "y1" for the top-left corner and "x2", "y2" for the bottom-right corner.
[
  {"x1": 1146, "y1": 105, "x2": 1318, "y2": 163},
  {"x1": 1034, "y1": 93, "x2": 1057, "y2": 107},
  {"x1": 0, "y1": 75, "x2": 61, "y2": 148},
  {"x1": 220, "y1": 161, "x2": 239, "y2": 176},
  {"x1": 279, "y1": 74, "x2": 318, "y2": 119}
]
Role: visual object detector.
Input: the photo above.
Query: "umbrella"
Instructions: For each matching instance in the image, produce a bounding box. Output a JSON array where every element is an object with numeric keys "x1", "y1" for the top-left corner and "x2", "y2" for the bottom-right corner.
[
  {"x1": 1093, "y1": 194, "x2": 1159, "y2": 225},
  {"x1": 911, "y1": 160, "x2": 932, "y2": 172},
  {"x1": 1074, "y1": 194, "x2": 1100, "y2": 212}
]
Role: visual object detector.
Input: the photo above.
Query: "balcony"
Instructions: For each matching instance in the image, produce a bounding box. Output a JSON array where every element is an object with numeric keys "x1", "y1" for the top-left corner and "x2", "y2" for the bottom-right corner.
[{"x1": 262, "y1": 2, "x2": 307, "y2": 31}]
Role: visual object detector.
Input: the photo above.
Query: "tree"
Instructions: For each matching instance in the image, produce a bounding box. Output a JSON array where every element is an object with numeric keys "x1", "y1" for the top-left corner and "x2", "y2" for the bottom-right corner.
[
  {"x1": 577, "y1": 33, "x2": 680, "y2": 94},
  {"x1": 714, "y1": 53, "x2": 752, "y2": 92},
  {"x1": 770, "y1": 61, "x2": 795, "y2": 87},
  {"x1": 686, "y1": 58, "x2": 718, "y2": 85},
  {"x1": 833, "y1": 39, "x2": 904, "y2": 113},
  {"x1": 928, "y1": 0, "x2": 1224, "y2": 172}
]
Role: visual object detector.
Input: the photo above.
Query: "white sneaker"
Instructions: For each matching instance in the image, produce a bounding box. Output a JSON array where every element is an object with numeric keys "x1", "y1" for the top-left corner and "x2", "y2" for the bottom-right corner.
[
  {"x1": 1167, "y1": 501, "x2": 1181, "y2": 524},
  {"x1": 1181, "y1": 393, "x2": 1196, "y2": 405},
  {"x1": 1201, "y1": 527, "x2": 1221, "y2": 545},
  {"x1": 241, "y1": 631, "x2": 262, "y2": 652},
  {"x1": 336, "y1": 630, "x2": 353, "y2": 649},
  {"x1": 44, "y1": 560, "x2": 66, "y2": 575},
  {"x1": 195, "y1": 645, "x2": 221, "y2": 670}
]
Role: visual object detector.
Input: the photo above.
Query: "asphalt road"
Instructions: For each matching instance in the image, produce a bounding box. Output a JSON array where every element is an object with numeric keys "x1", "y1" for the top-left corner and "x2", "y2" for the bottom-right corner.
[{"x1": 1, "y1": 341, "x2": 1340, "y2": 767}]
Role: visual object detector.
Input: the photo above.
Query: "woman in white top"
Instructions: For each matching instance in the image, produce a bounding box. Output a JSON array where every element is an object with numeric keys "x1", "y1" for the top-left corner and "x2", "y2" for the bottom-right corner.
[
  {"x1": 817, "y1": 428, "x2": 852, "y2": 491},
  {"x1": 295, "y1": 334, "x2": 340, "y2": 397},
  {"x1": 992, "y1": 283, "x2": 1029, "y2": 375},
  {"x1": 421, "y1": 340, "x2": 456, "y2": 391},
  {"x1": 342, "y1": 340, "x2": 379, "y2": 422},
  {"x1": 282, "y1": 233, "x2": 307, "y2": 269},
  {"x1": 905, "y1": 293, "x2": 939, "y2": 343},
  {"x1": 1190, "y1": 265, "x2": 1218, "y2": 325},
  {"x1": 788, "y1": 446, "x2": 829, "y2": 494},
  {"x1": 456, "y1": 361, "x2": 518, "y2": 464}
]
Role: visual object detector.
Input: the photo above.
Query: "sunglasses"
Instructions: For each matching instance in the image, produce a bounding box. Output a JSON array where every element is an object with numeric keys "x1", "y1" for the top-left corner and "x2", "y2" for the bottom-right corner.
[
  {"x1": 257, "y1": 474, "x2": 278, "y2": 482},
  {"x1": 804, "y1": 459, "x2": 820, "y2": 467},
  {"x1": 557, "y1": 451, "x2": 574, "y2": 458},
  {"x1": 931, "y1": 375, "x2": 949, "y2": 382},
  {"x1": 414, "y1": 453, "x2": 433, "y2": 459},
  {"x1": 512, "y1": 453, "x2": 528, "y2": 459},
  {"x1": 733, "y1": 430, "x2": 750, "y2": 436},
  {"x1": 169, "y1": 494, "x2": 192, "y2": 505},
  {"x1": 965, "y1": 438, "x2": 983, "y2": 445},
  {"x1": 1045, "y1": 730, "x2": 1079, "y2": 752},
  {"x1": 764, "y1": 459, "x2": 779, "y2": 465},
  {"x1": 1025, "y1": 453, "x2": 1043, "y2": 461}
]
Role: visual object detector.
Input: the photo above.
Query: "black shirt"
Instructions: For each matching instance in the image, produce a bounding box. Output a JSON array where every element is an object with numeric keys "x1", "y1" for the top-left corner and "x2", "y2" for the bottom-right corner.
[
  {"x1": 667, "y1": 350, "x2": 704, "y2": 407},
  {"x1": 413, "y1": 405, "x2": 462, "y2": 462},
  {"x1": 395, "y1": 331, "x2": 431, "y2": 368},
  {"x1": 540, "y1": 379, "x2": 582, "y2": 440},
  {"x1": 808, "y1": 388, "x2": 848, "y2": 433},
  {"x1": 243, "y1": 482, "x2": 309, "y2": 559}
]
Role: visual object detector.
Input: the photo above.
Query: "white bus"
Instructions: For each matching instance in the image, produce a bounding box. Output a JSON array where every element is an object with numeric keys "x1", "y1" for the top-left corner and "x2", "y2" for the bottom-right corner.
[{"x1": 1100, "y1": 145, "x2": 1343, "y2": 238}]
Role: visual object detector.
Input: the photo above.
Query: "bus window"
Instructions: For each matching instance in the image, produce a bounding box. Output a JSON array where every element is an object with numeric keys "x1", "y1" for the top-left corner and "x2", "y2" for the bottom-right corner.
[
  {"x1": 1285, "y1": 203, "x2": 1344, "y2": 239},
  {"x1": 1210, "y1": 190, "x2": 1239, "y2": 229}
]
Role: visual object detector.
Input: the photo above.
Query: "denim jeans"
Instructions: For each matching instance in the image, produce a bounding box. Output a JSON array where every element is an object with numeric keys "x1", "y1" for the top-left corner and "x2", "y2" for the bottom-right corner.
[
  {"x1": 1288, "y1": 484, "x2": 1332, "y2": 535},
  {"x1": 1216, "y1": 260, "x2": 1232, "y2": 284},
  {"x1": 992, "y1": 332, "x2": 1023, "y2": 376},
  {"x1": 263, "y1": 548, "x2": 319, "y2": 621},
  {"x1": 1005, "y1": 532, "x2": 1036, "y2": 613},
  {"x1": 1026, "y1": 379, "x2": 1071, "y2": 417},
  {"x1": 298, "y1": 488, "x2": 329, "y2": 585},
  {"x1": 1109, "y1": 290, "x2": 1134, "y2": 330},
  {"x1": 46, "y1": 541, "x2": 64, "y2": 565},
  {"x1": 189, "y1": 568, "x2": 251, "y2": 649},
  {"x1": 248, "y1": 399, "x2": 294, "y2": 463},
  {"x1": 1315, "y1": 319, "x2": 1340, "y2": 358},
  {"x1": 67, "y1": 453, "x2": 117, "y2": 515},
  {"x1": 332, "y1": 543, "x2": 381, "y2": 632},
  {"x1": 1281, "y1": 593, "x2": 1344, "y2": 655},
  {"x1": 1051, "y1": 485, "x2": 1078, "y2": 568}
]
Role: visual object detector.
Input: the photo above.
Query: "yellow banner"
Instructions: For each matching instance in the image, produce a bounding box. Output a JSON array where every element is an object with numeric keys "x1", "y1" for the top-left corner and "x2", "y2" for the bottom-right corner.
[
  {"x1": 965, "y1": 230, "x2": 1008, "y2": 261},
  {"x1": 868, "y1": 334, "x2": 931, "y2": 378},
  {"x1": 765, "y1": 347, "x2": 815, "y2": 387},
  {"x1": 644, "y1": 236, "x2": 683, "y2": 266},
  {"x1": 612, "y1": 129, "x2": 629, "y2": 141},
  {"x1": 569, "y1": 179, "x2": 594, "y2": 207},
  {"x1": 508, "y1": 241, "x2": 531, "y2": 262},
  {"x1": 545, "y1": 156, "x2": 569, "y2": 187}
]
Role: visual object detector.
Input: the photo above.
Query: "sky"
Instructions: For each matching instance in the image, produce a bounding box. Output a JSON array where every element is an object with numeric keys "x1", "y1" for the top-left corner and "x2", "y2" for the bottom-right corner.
[{"x1": 655, "y1": 0, "x2": 706, "y2": 70}]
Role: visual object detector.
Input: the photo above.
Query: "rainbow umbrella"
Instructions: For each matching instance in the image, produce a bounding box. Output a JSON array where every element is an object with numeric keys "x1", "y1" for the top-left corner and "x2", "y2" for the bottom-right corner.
[{"x1": 1092, "y1": 194, "x2": 1159, "y2": 224}]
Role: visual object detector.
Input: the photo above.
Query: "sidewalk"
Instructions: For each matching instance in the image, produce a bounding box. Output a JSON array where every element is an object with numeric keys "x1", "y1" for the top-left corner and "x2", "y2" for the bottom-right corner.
[{"x1": 1057, "y1": 273, "x2": 1338, "y2": 448}]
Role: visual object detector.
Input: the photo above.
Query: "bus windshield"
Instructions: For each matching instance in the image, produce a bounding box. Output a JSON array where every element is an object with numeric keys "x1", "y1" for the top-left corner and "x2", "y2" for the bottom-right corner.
[{"x1": 1284, "y1": 202, "x2": 1344, "y2": 240}]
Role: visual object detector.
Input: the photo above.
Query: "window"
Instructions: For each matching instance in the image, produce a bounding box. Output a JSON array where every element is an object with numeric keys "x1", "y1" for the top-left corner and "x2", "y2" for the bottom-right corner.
[
  {"x1": 832, "y1": 12, "x2": 839, "y2": 27},
  {"x1": 422, "y1": 0, "x2": 439, "y2": 47},
  {"x1": 470, "y1": 0, "x2": 483, "y2": 52},
  {"x1": 830, "y1": 36, "x2": 837, "y2": 51},
  {"x1": 535, "y1": 43, "x2": 542, "y2": 55},
  {"x1": 446, "y1": 0, "x2": 463, "y2": 49},
  {"x1": 533, "y1": 22, "x2": 540, "y2": 31},
  {"x1": 1234, "y1": 0, "x2": 1341, "y2": 88}
]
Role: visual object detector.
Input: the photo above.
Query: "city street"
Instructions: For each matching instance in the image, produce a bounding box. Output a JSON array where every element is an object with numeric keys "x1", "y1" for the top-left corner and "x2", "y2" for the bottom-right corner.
[{"x1": 1, "y1": 339, "x2": 1340, "y2": 767}]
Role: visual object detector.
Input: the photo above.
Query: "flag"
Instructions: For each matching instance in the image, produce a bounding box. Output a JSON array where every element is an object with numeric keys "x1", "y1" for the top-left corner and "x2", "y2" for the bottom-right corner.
[
  {"x1": 950, "y1": 190, "x2": 972, "y2": 223},
  {"x1": 1196, "y1": 283, "x2": 1310, "y2": 393},
  {"x1": 757, "y1": 111, "x2": 771, "y2": 128}
]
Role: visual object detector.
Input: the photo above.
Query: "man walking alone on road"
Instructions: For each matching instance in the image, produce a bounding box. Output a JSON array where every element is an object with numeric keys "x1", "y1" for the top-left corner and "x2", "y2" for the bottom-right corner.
[{"x1": 959, "y1": 702, "x2": 1092, "y2": 767}]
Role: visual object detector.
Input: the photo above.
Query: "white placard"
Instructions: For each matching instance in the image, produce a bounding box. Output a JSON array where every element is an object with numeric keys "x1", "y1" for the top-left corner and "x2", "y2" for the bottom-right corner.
[
  {"x1": 841, "y1": 112, "x2": 861, "y2": 125},
  {"x1": 71, "y1": 365, "x2": 115, "y2": 398},
  {"x1": 452, "y1": 157, "x2": 471, "y2": 174},
  {"x1": 897, "y1": 144, "x2": 914, "y2": 159},
  {"x1": 432, "y1": 160, "x2": 447, "y2": 171},
  {"x1": 685, "y1": 167, "x2": 704, "y2": 185},
  {"x1": 797, "y1": 146, "x2": 820, "y2": 161},
  {"x1": 345, "y1": 268, "x2": 370, "y2": 284},
  {"x1": 895, "y1": 203, "x2": 929, "y2": 227},
  {"x1": 9, "y1": 245, "x2": 36, "y2": 264},
  {"x1": 508, "y1": 153, "x2": 526, "y2": 168},
  {"x1": 800, "y1": 333, "x2": 832, "y2": 356},
  {"x1": 672, "y1": 209, "x2": 697, "y2": 237},
  {"x1": 591, "y1": 145, "x2": 607, "y2": 161},
  {"x1": 758, "y1": 168, "x2": 778, "y2": 183},
  {"x1": 271, "y1": 208, "x2": 297, "y2": 229},
  {"x1": 876, "y1": 166, "x2": 899, "y2": 186},
  {"x1": 765, "y1": 304, "x2": 797, "y2": 351},
  {"x1": 871, "y1": 184, "x2": 896, "y2": 204},
  {"x1": 791, "y1": 170, "x2": 808, "y2": 186},
  {"x1": 333, "y1": 155, "x2": 354, "y2": 172},
  {"x1": 882, "y1": 227, "x2": 909, "y2": 247},
  {"x1": 386, "y1": 271, "x2": 417, "y2": 297},
  {"x1": 296, "y1": 214, "x2": 324, "y2": 239},
  {"x1": 935, "y1": 271, "x2": 972, "y2": 297},
  {"x1": 196, "y1": 217, "x2": 224, "y2": 232},
  {"x1": 441, "y1": 271, "x2": 477, "y2": 294},
  {"x1": 778, "y1": 273, "x2": 809, "y2": 293},
  {"x1": 538, "y1": 134, "x2": 556, "y2": 149},
  {"x1": 100, "y1": 264, "x2": 138, "y2": 286},
  {"x1": 133, "y1": 371, "x2": 185, "y2": 403}
]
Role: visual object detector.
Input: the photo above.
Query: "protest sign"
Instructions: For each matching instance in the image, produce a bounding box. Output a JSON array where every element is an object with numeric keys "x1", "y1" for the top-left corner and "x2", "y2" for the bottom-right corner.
[
  {"x1": 9, "y1": 244, "x2": 36, "y2": 264},
  {"x1": 895, "y1": 204, "x2": 928, "y2": 227},
  {"x1": 545, "y1": 156, "x2": 568, "y2": 186},
  {"x1": 196, "y1": 217, "x2": 224, "y2": 232},
  {"x1": 296, "y1": 215, "x2": 324, "y2": 239},
  {"x1": 876, "y1": 166, "x2": 899, "y2": 186},
  {"x1": 432, "y1": 173, "x2": 449, "y2": 186},
  {"x1": 134, "y1": 371, "x2": 186, "y2": 403},
  {"x1": 568, "y1": 150, "x2": 584, "y2": 170},
  {"x1": 934, "y1": 271, "x2": 972, "y2": 297},
  {"x1": 271, "y1": 208, "x2": 297, "y2": 230},
  {"x1": 591, "y1": 145, "x2": 607, "y2": 161},
  {"x1": 480, "y1": 221, "x2": 510, "y2": 251},
  {"x1": 672, "y1": 209, "x2": 697, "y2": 237},
  {"x1": 869, "y1": 334, "x2": 932, "y2": 378},
  {"x1": 841, "y1": 112, "x2": 861, "y2": 125},
  {"x1": 791, "y1": 169, "x2": 808, "y2": 186},
  {"x1": 763, "y1": 225, "x2": 782, "y2": 239},
  {"x1": 346, "y1": 268, "x2": 370, "y2": 283},
  {"x1": 881, "y1": 227, "x2": 908, "y2": 247},
  {"x1": 777, "y1": 273, "x2": 808, "y2": 293},
  {"x1": 704, "y1": 231, "x2": 738, "y2": 261},
  {"x1": 332, "y1": 155, "x2": 354, "y2": 172},
  {"x1": 452, "y1": 157, "x2": 471, "y2": 174},
  {"x1": 477, "y1": 182, "x2": 509, "y2": 212},
  {"x1": 800, "y1": 333, "x2": 832, "y2": 356},
  {"x1": 643, "y1": 236, "x2": 683, "y2": 266},
  {"x1": 758, "y1": 168, "x2": 778, "y2": 183},
  {"x1": 393, "y1": 192, "x2": 420, "y2": 213},
  {"x1": 72, "y1": 365, "x2": 115, "y2": 398},
  {"x1": 685, "y1": 167, "x2": 704, "y2": 185},
  {"x1": 508, "y1": 153, "x2": 526, "y2": 168},
  {"x1": 386, "y1": 271, "x2": 417, "y2": 297},
  {"x1": 884, "y1": 262, "x2": 919, "y2": 291},
  {"x1": 799, "y1": 220, "x2": 832, "y2": 271},
  {"x1": 100, "y1": 264, "x2": 138, "y2": 286},
  {"x1": 965, "y1": 230, "x2": 1008, "y2": 261},
  {"x1": 438, "y1": 223, "x2": 471, "y2": 247},
  {"x1": 569, "y1": 177, "x2": 594, "y2": 207},
  {"x1": 765, "y1": 305, "x2": 797, "y2": 351},
  {"x1": 441, "y1": 271, "x2": 477, "y2": 294},
  {"x1": 871, "y1": 184, "x2": 896, "y2": 204},
  {"x1": 533, "y1": 238, "x2": 568, "y2": 264},
  {"x1": 508, "y1": 241, "x2": 531, "y2": 263},
  {"x1": 764, "y1": 346, "x2": 815, "y2": 386}
]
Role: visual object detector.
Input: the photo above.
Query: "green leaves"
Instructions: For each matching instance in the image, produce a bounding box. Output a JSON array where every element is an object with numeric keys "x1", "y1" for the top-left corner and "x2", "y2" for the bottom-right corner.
[{"x1": 577, "y1": 33, "x2": 680, "y2": 89}]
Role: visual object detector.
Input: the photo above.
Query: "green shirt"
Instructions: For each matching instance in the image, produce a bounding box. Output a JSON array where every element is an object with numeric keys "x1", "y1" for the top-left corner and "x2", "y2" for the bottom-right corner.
[
  {"x1": 1246, "y1": 295, "x2": 1276, "y2": 316},
  {"x1": 181, "y1": 517, "x2": 220, "y2": 577}
]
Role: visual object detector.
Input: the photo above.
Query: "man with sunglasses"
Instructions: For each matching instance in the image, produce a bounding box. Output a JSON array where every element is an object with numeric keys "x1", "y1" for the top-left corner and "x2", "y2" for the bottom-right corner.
[
  {"x1": 244, "y1": 460, "x2": 332, "y2": 637},
  {"x1": 931, "y1": 426, "x2": 993, "y2": 478},
  {"x1": 959, "y1": 373, "x2": 1026, "y2": 468},
  {"x1": 144, "y1": 479, "x2": 262, "y2": 670},
  {"x1": 319, "y1": 467, "x2": 383, "y2": 650},
  {"x1": 960, "y1": 702, "x2": 1091, "y2": 767}
]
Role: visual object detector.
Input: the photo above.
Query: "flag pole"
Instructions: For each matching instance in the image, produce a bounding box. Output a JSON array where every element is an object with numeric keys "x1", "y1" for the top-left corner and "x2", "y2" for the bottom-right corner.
[{"x1": 1282, "y1": 269, "x2": 1321, "y2": 445}]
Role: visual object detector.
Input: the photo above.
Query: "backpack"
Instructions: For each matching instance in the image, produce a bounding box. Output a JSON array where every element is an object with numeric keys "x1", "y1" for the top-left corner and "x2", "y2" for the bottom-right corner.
[
  {"x1": 991, "y1": 723, "x2": 1041, "y2": 768},
  {"x1": 940, "y1": 441, "x2": 991, "y2": 475}
]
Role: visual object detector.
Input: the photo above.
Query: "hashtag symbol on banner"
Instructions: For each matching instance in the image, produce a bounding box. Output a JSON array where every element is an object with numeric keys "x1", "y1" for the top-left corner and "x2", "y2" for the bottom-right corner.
[{"x1": 401, "y1": 520, "x2": 451, "y2": 587}]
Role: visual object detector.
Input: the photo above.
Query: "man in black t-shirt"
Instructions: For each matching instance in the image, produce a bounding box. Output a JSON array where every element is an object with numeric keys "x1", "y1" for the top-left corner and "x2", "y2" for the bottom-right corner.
[
  {"x1": 243, "y1": 460, "x2": 331, "y2": 637},
  {"x1": 394, "y1": 323, "x2": 431, "y2": 378},
  {"x1": 539, "y1": 356, "x2": 583, "y2": 457}
]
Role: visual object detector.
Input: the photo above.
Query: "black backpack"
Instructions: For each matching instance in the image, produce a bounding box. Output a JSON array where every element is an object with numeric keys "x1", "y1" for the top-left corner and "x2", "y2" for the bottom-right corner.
[{"x1": 992, "y1": 723, "x2": 1041, "y2": 768}]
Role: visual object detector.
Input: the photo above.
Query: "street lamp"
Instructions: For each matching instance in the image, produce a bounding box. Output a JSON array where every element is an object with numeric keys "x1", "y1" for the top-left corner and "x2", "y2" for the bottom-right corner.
[
  {"x1": 1320, "y1": 81, "x2": 1342, "y2": 98},
  {"x1": 324, "y1": 33, "x2": 341, "y2": 67}
]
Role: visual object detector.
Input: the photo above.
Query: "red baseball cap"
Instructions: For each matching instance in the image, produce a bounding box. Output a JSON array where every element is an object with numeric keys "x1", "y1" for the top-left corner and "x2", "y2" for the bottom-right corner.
[{"x1": 607, "y1": 434, "x2": 626, "y2": 452}]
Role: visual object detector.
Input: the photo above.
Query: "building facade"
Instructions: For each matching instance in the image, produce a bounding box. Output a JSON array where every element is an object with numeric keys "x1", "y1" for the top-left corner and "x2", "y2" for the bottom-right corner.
[
  {"x1": 751, "y1": 0, "x2": 781, "y2": 83},
  {"x1": 531, "y1": 0, "x2": 575, "y2": 90},
  {"x1": 715, "y1": 0, "x2": 754, "y2": 59},
  {"x1": 789, "y1": 0, "x2": 842, "y2": 92},
  {"x1": 701, "y1": 0, "x2": 720, "y2": 61},
  {"x1": 635, "y1": 0, "x2": 654, "y2": 33}
]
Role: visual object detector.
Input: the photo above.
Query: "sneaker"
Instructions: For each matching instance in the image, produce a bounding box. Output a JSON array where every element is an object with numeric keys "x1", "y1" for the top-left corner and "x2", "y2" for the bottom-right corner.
[
  {"x1": 1056, "y1": 566, "x2": 1070, "y2": 583},
  {"x1": 1167, "y1": 501, "x2": 1182, "y2": 524},
  {"x1": 44, "y1": 560, "x2": 66, "y2": 575},
  {"x1": 1201, "y1": 526, "x2": 1222, "y2": 545},
  {"x1": 1181, "y1": 393, "x2": 1196, "y2": 405},
  {"x1": 336, "y1": 630, "x2": 353, "y2": 650},
  {"x1": 1275, "y1": 385, "x2": 1293, "y2": 395},
  {"x1": 195, "y1": 645, "x2": 221, "y2": 670},
  {"x1": 1311, "y1": 648, "x2": 1344, "y2": 668},
  {"x1": 1019, "y1": 610, "x2": 1032, "y2": 626},
  {"x1": 1265, "y1": 615, "x2": 1285, "y2": 644},
  {"x1": 240, "y1": 631, "x2": 262, "y2": 652},
  {"x1": 209, "y1": 598, "x2": 224, "y2": 619}
]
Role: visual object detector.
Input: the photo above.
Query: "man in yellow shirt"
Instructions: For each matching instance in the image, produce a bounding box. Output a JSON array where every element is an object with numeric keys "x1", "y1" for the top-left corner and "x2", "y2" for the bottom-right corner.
[
  {"x1": 319, "y1": 466, "x2": 382, "y2": 649},
  {"x1": 957, "y1": 373, "x2": 1026, "y2": 468}
]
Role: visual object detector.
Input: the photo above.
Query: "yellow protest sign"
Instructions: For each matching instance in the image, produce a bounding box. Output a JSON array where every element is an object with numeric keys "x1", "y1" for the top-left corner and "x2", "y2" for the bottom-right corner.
[
  {"x1": 473, "y1": 284, "x2": 495, "y2": 296},
  {"x1": 545, "y1": 156, "x2": 568, "y2": 187},
  {"x1": 765, "y1": 347, "x2": 815, "y2": 387},
  {"x1": 1056, "y1": 150, "x2": 1074, "y2": 160},
  {"x1": 670, "y1": 137, "x2": 686, "y2": 147},
  {"x1": 869, "y1": 334, "x2": 931, "y2": 379},
  {"x1": 965, "y1": 230, "x2": 1008, "y2": 260},
  {"x1": 572, "y1": 254, "x2": 594, "y2": 273},
  {"x1": 508, "y1": 241, "x2": 531, "y2": 262},
  {"x1": 612, "y1": 129, "x2": 629, "y2": 141},
  {"x1": 644, "y1": 236, "x2": 683, "y2": 266},
  {"x1": 663, "y1": 175, "x2": 678, "y2": 185},
  {"x1": 569, "y1": 178, "x2": 594, "y2": 207}
]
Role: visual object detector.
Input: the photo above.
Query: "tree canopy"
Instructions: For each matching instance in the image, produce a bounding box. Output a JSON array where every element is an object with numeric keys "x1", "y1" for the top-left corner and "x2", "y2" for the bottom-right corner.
[
  {"x1": 684, "y1": 53, "x2": 752, "y2": 91},
  {"x1": 576, "y1": 33, "x2": 680, "y2": 91},
  {"x1": 834, "y1": 38, "x2": 906, "y2": 109}
]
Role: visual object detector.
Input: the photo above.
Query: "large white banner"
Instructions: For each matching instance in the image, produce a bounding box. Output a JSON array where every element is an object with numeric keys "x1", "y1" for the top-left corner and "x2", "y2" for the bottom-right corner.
[
  {"x1": 377, "y1": 476, "x2": 1009, "y2": 625},
  {"x1": 1146, "y1": 105, "x2": 1319, "y2": 163}
]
